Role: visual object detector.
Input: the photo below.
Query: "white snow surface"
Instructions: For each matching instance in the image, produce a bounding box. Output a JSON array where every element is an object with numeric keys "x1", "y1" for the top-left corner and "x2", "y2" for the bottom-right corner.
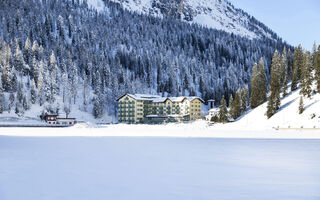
[
  {"x1": 109, "y1": 0, "x2": 272, "y2": 39},
  {"x1": 86, "y1": 0, "x2": 105, "y2": 12},
  {"x1": 0, "y1": 137, "x2": 319, "y2": 200}
]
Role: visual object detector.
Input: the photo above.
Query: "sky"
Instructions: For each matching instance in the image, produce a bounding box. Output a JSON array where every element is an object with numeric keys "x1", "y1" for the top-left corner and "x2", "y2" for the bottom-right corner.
[{"x1": 228, "y1": 0, "x2": 320, "y2": 50}]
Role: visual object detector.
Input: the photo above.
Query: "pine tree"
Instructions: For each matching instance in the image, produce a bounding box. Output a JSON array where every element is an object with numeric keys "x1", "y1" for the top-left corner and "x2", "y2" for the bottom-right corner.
[
  {"x1": 31, "y1": 40, "x2": 39, "y2": 60},
  {"x1": 16, "y1": 83, "x2": 23, "y2": 104},
  {"x1": 49, "y1": 51, "x2": 59, "y2": 102},
  {"x1": 228, "y1": 95, "x2": 233, "y2": 109},
  {"x1": 298, "y1": 96, "x2": 304, "y2": 114},
  {"x1": 314, "y1": 45, "x2": 320, "y2": 92},
  {"x1": 257, "y1": 59, "x2": 268, "y2": 103},
  {"x1": 281, "y1": 47, "x2": 288, "y2": 97},
  {"x1": 300, "y1": 52, "x2": 312, "y2": 98},
  {"x1": 37, "y1": 61, "x2": 45, "y2": 106},
  {"x1": 291, "y1": 45, "x2": 303, "y2": 91},
  {"x1": 24, "y1": 38, "x2": 31, "y2": 65},
  {"x1": 93, "y1": 96, "x2": 103, "y2": 118},
  {"x1": 15, "y1": 102, "x2": 21, "y2": 116},
  {"x1": 230, "y1": 90, "x2": 241, "y2": 119},
  {"x1": 1, "y1": 45, "x2": 13, "y2": 92},
  {"x1": 219, "y1": 96, "x2": 228, "y2": 123},
  {"x1": 8, "y1": 93, "x2": 15, "y2": 113},
  {"x1": 0, "y1": 76, "x2": 3, "y2": 93},
  {"x1": 69, "y1": 59, "x2": 78, "y2": 104},
  {"x1": 250, "y1": 63, "x2": 259, "y2": 108},
  {"x1": 312, "y1": 41, "x2": 317, "y2": 70},
  {"x1": 250, "y1": 60, "x2": 267, "y2": 109},
  {"x1": 30, "y1": 79, "x2": 37, "y2": 104},
  {"x1": 83, "y1": 71, "x2": 89, "y2": 112},
  {"x1": 14, "y1": 44, "x2": 25, "y2": 74},
  {"x1": 22, "y1": 95, "x2": 29, "y2": 111},
  {"x1": 267, "y1": 51, "x2": 281, "y2": 118},
  {"x1": 43, "y1": 67, "x2": 51, "y2": 102},
  {"x1": 0, "y1": 79, "x2": 4, "y2": 113},
  {"x1": 0, "y1": 92, "x2": 4, "y2": 114},
  {"x1": 64, "y1": 103, "x2": 71, "y2": 118},
  {"x1": 62, "y1": 72, "x2": 68, "y2": 103},
  {"x1": 240, "y1": 85, "x2": 249, "y2": 113}
]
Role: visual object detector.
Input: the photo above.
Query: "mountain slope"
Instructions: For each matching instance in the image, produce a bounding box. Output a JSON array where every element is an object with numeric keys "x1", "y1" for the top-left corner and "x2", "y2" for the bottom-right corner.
[
  {"x1": 213, "y1": 84, "x2": 320, "y2": 131},
  {"x1": 0, "y1": 0, "x2": 290, "y2": 121},
  {"x1": 107, "y1": 0, "x2": 278, "y2": 40}
]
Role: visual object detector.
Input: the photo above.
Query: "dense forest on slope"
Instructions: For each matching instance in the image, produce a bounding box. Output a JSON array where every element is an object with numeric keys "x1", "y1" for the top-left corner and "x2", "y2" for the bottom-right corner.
[{"x1": 0, "y1": 0, "x2": 292, "y2": 119}]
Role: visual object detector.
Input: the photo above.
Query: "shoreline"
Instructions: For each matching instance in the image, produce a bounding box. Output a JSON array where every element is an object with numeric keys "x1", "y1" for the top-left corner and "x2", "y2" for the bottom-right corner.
[{"x1": 1, "y1": 123, "x2": 320, "y2": 139}]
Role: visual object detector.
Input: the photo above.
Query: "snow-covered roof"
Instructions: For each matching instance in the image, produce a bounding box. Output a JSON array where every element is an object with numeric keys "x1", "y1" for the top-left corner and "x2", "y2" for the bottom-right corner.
[
  {"x1": 118, "y1": 94, "x2": 204, "y2": 103},
  {"x1": 187, "y1": 97, "x2": 205, "y2": 103},
  {"x1": 117, "y1": 94, "x2": 161, "y2": 101},
  {"x1": 169, "y1": 97, "x2": 186, "y2": 102},
  {"x1": 152, "y1": 97, "x2": 169, "y2": 103},
  {"x1": 130, "y1": 94, "x2": 161, "y2": 100}
]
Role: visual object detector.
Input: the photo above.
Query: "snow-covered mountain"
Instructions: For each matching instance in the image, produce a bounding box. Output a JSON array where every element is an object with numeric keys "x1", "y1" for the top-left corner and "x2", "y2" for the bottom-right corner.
[{"x1": 106, "y1": 0, "x2": 277, "y2": 39}]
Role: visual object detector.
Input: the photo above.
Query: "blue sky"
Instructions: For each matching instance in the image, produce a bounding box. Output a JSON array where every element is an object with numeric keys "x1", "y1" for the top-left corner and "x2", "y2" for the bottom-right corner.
[{"x1": 228, "y1": 0, "x2": 320, "y2": 50}]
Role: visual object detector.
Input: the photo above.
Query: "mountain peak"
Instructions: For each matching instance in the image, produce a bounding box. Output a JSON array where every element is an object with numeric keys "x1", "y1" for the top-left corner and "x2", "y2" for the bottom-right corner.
[{"x1": 107, "y1": 0, "x2": 277, "y2": 40}]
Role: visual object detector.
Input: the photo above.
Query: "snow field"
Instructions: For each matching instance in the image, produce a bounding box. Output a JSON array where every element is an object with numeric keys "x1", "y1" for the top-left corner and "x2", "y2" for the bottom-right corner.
[{"x1": 0, "y1": 137, "x2": 319, "y2": 200}]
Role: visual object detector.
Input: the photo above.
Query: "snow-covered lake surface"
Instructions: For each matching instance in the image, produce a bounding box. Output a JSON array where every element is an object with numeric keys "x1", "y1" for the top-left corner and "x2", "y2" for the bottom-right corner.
[{"x1": 0, "y1": 137, "x2": 320, "y2": 200}]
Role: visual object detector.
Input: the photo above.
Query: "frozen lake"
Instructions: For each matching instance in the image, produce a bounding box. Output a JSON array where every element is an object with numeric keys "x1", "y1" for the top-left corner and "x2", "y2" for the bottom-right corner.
[{"x1": 0, "y1": 137, "x2": 320, "y2": 200}]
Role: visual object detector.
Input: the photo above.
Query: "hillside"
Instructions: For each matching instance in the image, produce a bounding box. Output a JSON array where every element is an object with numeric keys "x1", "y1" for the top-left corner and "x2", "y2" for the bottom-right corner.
[
  {"x1": 107, "y1": 0, "x2": 278, "y2": 40},
  {"x1": 0, "y1": 0, "x2": 291, "y2": 121},
  {"x1": 213, "y1": 83, "x2": 320, "y2": 131}
]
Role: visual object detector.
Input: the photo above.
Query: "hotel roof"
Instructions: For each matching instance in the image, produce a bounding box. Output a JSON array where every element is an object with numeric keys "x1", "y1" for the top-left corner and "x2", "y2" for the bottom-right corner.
[{"x1": 117, "y1": 94, "x2": 204, "y2": 103}]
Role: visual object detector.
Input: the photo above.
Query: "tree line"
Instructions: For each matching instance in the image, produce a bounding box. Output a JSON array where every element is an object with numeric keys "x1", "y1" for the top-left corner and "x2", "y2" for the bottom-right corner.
[{"x1": 213, "y1": 42, "x2": 320, "y2": 123}]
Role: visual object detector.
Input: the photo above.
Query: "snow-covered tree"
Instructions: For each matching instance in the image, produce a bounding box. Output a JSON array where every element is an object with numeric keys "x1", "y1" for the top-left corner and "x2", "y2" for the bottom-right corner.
[
  {"x1": 30, "y1": 79, "x2": 37, "y2": 104},
  {"x1": 230, "y1": 90, "x2": 241, "y2": 119},
  {"x1": 14, "y1": 44, "x2": 25, "y2": 74},
  {"x1": 0, "y1": 79, "x2": 5, "y2": 113},
  {"x1": 24, "y1": 37, "x2": 31, "y2": 65},
  {"x1": 240, "y1": 85, "x2": 249, "y2": 113},
  {"x1": 291, "y1": 45, "x2": 303, "y2": 91},
  {"x1": 281, "y1": 47, "x2": 289, "y2": 97},
  {"x1": 300, "y1": 52, "x2": 312, "y2": 98},
  {"x1": 219, "y1": 96, "x2": 228, "y2": 123},
  {"x1": 83, "y1": 71, "x2": 89, "y2": 112},
  {"x1": 314, "y1": 44, "x2": 320, "y2": 92},
  {"x1": 267, "y1": 51, "x2": 281, "y2": 118}
]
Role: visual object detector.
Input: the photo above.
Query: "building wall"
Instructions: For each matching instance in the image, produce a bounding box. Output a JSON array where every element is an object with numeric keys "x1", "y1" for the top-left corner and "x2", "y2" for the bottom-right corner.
[
  {"x1": 118, "y1": 95, "x2": 137, "y2": 123},
  {"x1": 190, "y1": 99, "x2": 202, "y2": 120},
  {"x1": 118, "y1": 95, "x2": 203, "y2": 123}
]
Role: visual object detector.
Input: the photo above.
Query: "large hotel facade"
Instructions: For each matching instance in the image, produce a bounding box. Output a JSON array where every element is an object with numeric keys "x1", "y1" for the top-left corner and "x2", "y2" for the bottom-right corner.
[{"x1": 117, "y1": 94, "x2": 204, "y2": 123}]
